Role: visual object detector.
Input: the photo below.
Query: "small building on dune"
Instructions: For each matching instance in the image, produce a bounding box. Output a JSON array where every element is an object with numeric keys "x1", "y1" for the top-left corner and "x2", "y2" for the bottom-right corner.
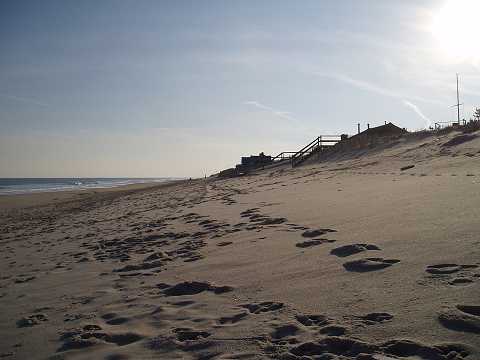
[
  {"x1": 235, "y1": 152, "x2": 272, "y2": 174},
  {"x1": 362, "y1": 122, "x2": 407, "y2": 137},
  {"x1": 337, "y1": 122, "x2": 407, "y2": 150},
  {"x1": 218, "y1": 152, "x2": 273, "y2": 178}
]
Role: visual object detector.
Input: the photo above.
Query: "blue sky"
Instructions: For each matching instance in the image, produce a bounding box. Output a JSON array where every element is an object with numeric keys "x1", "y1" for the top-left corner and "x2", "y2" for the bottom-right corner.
[{"x1": 1, "y1": 0, "x2": 479, "y2": 177}]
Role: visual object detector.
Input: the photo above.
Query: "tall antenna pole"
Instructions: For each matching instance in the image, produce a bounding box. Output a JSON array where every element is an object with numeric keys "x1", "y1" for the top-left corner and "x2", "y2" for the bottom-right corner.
[
  {"x1": 453, "y1": 73, "x2": 463, "y2": 125},
  {"x1": 456, "y1": 73, "x2": 460, "y2": 124}
]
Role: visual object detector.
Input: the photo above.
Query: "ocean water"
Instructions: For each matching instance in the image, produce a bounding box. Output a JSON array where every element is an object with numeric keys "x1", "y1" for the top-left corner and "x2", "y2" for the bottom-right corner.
[{"x1": 0, "y1": 178, "x2": 178, "y2": 195}]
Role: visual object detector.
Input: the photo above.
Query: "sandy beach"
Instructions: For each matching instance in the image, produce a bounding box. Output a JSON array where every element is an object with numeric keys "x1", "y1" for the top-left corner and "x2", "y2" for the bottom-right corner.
[
  {"x1": 0, "y1": 181, "x2": 179, "y2": 211},
  {"x1": 1, "y1": 130, "x2": 480, "y2": 360}
]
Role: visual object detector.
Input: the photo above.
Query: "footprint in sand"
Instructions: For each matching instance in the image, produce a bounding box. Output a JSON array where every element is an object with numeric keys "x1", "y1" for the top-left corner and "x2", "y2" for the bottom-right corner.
[
  {"x1": 146, "y1": 333, "x2": 212, "y2": 354},
  {"x1": 358, "y1": 312, "x2": 394, "y2": 325},
  {"x1": 426, "y1": 264, "x2": 472, "y2": 275},
  {"x1": 16, "y1": 313, "x2": 48, "y2": 327},
  {"x1": 295, "y1": 313, "x2": 347, "y2": 337},
  {"x1": 318, "y1": 325, "x2": 347, "y2": 336},
  {"x1": 285, "y1": 336, "x2": 471, "y2": 359},
  {"x1": 240, "y1": 208, "x2": 260, "y2": 217},
  {"x1": 288, "y1": 337, "x2": 373, "y2": 358},
  {"x1": 14, "y1": 275, "x2": 36, "y2": 284},
  {"x1": 171, "y1": 300, "x2": 196, "y2": 307},
  {"x1": 330, "y1": 243, "x2": 380, "y2": 257},
  {"x1": 301, "y1": 229, "x2": 337, "y2": 238},
  {"x1": 296, "y1": 239, "x2": 335, "y2": 248},
  {"x1": 423, "y1": 264, "x2": 479, "y2": 287},
  {"x1": 173, "y1": 328, "x2": 211, "y2": 341},
  {"x1": 439, "y1": 305, "x2": 480, "y2": 333},
  {"x1": 217, "y1": 312, "x2": 248, "y2": 325},
  {"x1": 159, "y1": 281, "x2": 234, "y2": 296},
  {"x1": 426, "y1": 263, "x2": 478, "y2": 275},
  {"x1": 343, "y1": 258, "x2": 400, "y2": 272},
  {"x1": 287, "y1": 224, "x2": 309, "y2": 231},
  {"x1": 144, "y1": 251, "x2": 170, "y2": 262},
  {"x1": 58, "y1": 325, "x2": 143, "y2": 352},
  {"x1": 101, "y1": 313, "x2": 130, "y2": 325},
  {"x1": 258, "y1": 217, "x2": 287, "y2": 225},
  {"x1": 217, "y1": 241, "x2": 233, "y2": 247},
  {"x1": 270, "y1": 323, "x2": 301, "y2": 339},
  {"x1": 295, "y1": 314, "x2": 330, "y2": 327},
  {"x1": 240, "y1": 208, "x2": 288, "y2": 226},
  {"x1": 449, "y1": 278, "x2": 475, "y2": 286},
  {"x1": 240, "y1": 301, "x2": 284, "y2": 314}
]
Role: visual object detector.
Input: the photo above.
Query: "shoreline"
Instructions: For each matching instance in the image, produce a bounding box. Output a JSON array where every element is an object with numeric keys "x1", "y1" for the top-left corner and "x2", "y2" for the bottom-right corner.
[{"x1": 0, "y1": 179, "x2": 186, "y2": 211}]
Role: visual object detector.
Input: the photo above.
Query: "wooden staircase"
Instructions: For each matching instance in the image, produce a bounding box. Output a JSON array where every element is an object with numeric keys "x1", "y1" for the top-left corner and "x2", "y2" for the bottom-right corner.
[
  {"x1": 271, "y1": 151, "x2": 297, "y2": 162},
  {"x1": 291, "y1": 135, "x2": 341, "y2": 167}
]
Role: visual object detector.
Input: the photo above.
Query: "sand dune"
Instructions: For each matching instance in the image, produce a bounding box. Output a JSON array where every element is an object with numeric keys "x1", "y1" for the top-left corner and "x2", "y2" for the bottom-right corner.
[{"x1": 1, "y1": 130, "x2": 480, "y2": 359}]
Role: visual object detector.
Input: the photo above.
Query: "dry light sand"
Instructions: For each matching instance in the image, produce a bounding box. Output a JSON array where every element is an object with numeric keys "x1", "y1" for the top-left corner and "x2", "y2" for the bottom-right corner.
[{"x1": 1, "y1": 130, "x2": 480, "y2": 360}]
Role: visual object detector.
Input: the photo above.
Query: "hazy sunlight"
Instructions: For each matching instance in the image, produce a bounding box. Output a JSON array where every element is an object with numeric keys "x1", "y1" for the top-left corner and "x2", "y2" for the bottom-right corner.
[{"x1": 431, "y1": 0, "x2": 480, "y2": 63}]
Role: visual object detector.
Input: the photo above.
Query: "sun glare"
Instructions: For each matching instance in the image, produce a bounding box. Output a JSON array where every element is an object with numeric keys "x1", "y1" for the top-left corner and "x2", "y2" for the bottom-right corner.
[{"x1": 431, "y1": 0, "x2": 480, "y2": 62}]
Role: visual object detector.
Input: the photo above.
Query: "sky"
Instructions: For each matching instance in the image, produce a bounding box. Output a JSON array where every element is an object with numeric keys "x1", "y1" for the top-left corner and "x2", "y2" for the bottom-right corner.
[{"x1": 1, "y1": 0, "x2": 479, "y2": 178}]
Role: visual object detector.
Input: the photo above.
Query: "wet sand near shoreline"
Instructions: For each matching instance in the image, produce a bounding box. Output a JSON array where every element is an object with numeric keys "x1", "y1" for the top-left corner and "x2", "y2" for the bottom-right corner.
[{"x1": 0, "y1": 181, "x2": 180, "y2": 211}]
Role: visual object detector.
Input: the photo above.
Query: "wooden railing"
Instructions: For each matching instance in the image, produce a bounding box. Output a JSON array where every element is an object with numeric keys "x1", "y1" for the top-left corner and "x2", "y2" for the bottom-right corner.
[
  {"x1": 271, "y1": 151, "x2": 297, "y2": 162},
  {"x1": 291, "y1": 135, "x2": 341, "y2": 167},
  {"x1": 434, "y1": 120, "x2": 466, "y2": 129}
]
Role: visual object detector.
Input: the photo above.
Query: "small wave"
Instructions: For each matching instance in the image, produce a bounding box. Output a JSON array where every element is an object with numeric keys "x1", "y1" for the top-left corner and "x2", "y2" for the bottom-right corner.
[{"x1": 0, "y1": 178, "x2": 178, "y2": 195}]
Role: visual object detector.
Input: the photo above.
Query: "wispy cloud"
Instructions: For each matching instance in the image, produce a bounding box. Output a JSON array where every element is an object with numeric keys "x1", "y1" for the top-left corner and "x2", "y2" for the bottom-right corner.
[
  {"x1": 313, "y1": 72, "x2": 436, "y2": 128},
  {"x1": 0, "y1": 93, "x2": 49, "y2": 108},
  {"x1": 316, "y1": 72, "x2": 402, "y2": 98},
  {"x1": 243, "y1": 101, "x2": 297, "y2": 121},
  {"x1": 402, "y1": 100, "x2": 432, "y2": 128},
  {"x1": 313, "y1": 72, "x2": 440, "y2": 105}
]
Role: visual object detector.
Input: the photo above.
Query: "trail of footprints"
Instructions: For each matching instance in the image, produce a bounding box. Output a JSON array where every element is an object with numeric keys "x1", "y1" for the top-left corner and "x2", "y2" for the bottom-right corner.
[
  {"x1": 61, "y1": 202, "x2": 465, "y2": 359},
  {"x1": 68, "y1": 196, "x2": 403, "y2": 282},
  {"x1": 83, "y1": 205, "x2": 348, "y2": 280},
  {"x1": 49, "y1": 273, "x2": 477, "y2": 359},
  {"x1": 241, "y1": 207, "x2": 402, "y2": 274},
  {"x1": 53, "y1": 277, "x2": 474, "y2": 359},
  {"x1": 4, "y1": 181, "x2": 479, "y2": 359}
]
